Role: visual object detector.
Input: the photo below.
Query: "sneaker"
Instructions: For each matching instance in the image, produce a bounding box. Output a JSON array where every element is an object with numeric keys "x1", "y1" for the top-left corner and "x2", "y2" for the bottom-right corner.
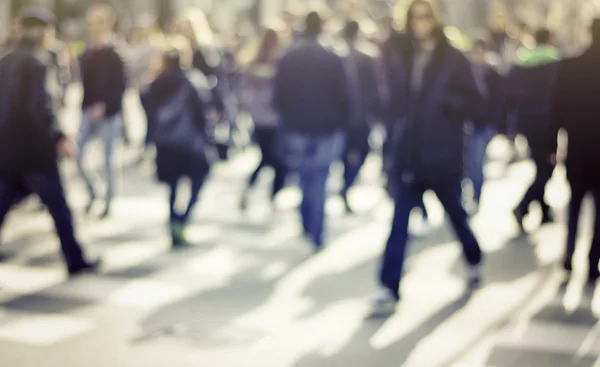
[
  {"x1": 370, "y1": 288, "x2": 399, "y2": 316},
  {"x1": 513, "y1": 208, "x2": 526, "y2": 234},
  {"x1": 467, "y1": 264, "x2": 482, "y2": 289},
  {"x1": 68, "y1": 258, "x2": 102, "y2": 277}
]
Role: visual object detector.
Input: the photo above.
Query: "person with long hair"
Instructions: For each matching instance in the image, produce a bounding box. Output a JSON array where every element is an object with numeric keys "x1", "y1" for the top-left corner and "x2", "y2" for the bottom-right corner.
[
  {"x1": 239, "y1": 27, "x2": 287, "y2": 212},
  {"x1": 375, "y1": 0, "x2": 485, "y2": 314}
]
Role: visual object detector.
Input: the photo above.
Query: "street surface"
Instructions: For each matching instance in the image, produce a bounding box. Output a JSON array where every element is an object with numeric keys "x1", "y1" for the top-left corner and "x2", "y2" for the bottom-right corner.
[{"x1": 0, "y1": 87, "x2": 599, "y2": 366}]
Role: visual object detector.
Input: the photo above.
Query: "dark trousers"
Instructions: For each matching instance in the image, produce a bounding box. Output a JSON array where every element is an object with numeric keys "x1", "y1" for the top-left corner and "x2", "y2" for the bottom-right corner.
[
  {"x1": 566, "y1": 183, "x2": 600, "y2": 278},
  {"x1": 380, "y1": 178, "x2": 483, "y2": 298},
  {"x1": 517, "y1": 156, "x2": 555, "y2": 216},
  {"x1": 0, "y1": 171, "x2": 88, "y2": 271},
  {"x1": 168, "y1": 176, "x2": 206, "y2": 225},
  {"x1": 342, "y1": 127, "x2": 371, "y2": 196},
  {"x1": 247, "y1": 126, "x2": 286, "y2": 199}
]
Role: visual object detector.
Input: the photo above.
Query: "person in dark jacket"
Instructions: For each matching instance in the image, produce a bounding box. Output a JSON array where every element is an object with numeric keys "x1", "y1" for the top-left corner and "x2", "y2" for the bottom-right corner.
[
  {"x1": 0, "y1": 9, "x2": 99, "y2": 276},
  {"x1": 340, "y1": 20, "x2": 382, "y2": 213},
  {"x1": 239, "y1": 28, "x2": 287, "y2": 212},
  {"x1": 375, "y1": 0, "x2": 485, "y2": 314},
  {"x1": 550, "y1": 18, "x2": 600, "y2": 284},
  {"x1": 142, "y1": 44, "x2": 210, "y2": 248},
  {"x1": 508, "y1": 30, "x2": 559, "y2": 232},
  {"x1": 76, "y1": 3, "x2": 127, "y2": 218},
  {"x1": 274, "y1": 11, "x2": 350, "y2": 251}
]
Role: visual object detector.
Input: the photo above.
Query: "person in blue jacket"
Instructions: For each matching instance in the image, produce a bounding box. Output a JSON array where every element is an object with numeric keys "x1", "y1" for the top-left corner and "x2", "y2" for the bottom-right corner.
[{"x1": 374, "y1": 0, "x2": 486, "y2": 314}]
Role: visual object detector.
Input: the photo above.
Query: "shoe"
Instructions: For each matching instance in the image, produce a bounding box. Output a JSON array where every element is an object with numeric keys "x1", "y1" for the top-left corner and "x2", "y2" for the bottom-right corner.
[
  {"x1": 370, "y1": 288, "x2": 399, "y2": 316},
  {"x1": 467, "y1": 264, "x2": 482, "y2": 290},
  {"x1": 68, "y1": 258, "x2": 102, "y2": 277},
  {"x1": 513, "y1": 208, "x2": 526, "y2": 234},
  {"x1": 170, "y1": 222, "x2": 190, "y2": 249}
]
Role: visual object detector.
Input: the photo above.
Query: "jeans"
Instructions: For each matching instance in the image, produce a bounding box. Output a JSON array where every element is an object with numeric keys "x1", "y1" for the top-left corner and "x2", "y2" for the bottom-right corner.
[
  {"x1": 283, "y1": 131, "x2": 345, "y2": 247},
  {"x1": 566, "y1": 183, "x2": 600, "y2": 278},
  {"x1": 466, "y1": 127, "x2": 495, "y2": 203},
  {"x1": 0, "y1": 172, "x2": 88, "y2": 271},
  {"x1": 76, "y1": 111, "x2": 120, "y2": 206},
  {"x1": 168, "y1": 175, "x2": 206, "y2": 225},
  {"x1": 380, "y1": 178, "x2": 483, "y2": 298},
  {"x1": 247, "y1": 126, "x2": 287, "y2": 199},
  {"x1": 516, "y1": 156, "x2": 555, "y2": 216}
]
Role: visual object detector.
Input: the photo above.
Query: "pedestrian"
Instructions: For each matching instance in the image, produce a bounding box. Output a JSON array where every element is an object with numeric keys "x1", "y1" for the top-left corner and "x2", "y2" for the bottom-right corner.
[
  {"x1": 274, "y1": 11, "x2": 350, "y2": 252},
  {"x1": 0, "y1": 8, "x2": 100, "y2": 276},
  {"x1": 464, "y1": 39, "x2": 503, "y2": 214},
  {"x1": 239, "y1": 28, "x2": 287, "y2": 212},
  {"x1": 77, "y1": 3, "x2": 127, "y2": 218},
  {"x1": 509, "y1": 29, "x2": 560, "y2": 232},
  {"x1": 375, "y1": 0, "x2": 485, "y2": 314},
  {"x1": 550, "y1": 18, "x2": 600, "y2": 285},
  {"x1": 141, "y1": 39, "x2": 211, "y2": 248},
  {"x1": 339, "y1": 20, "x2": 382, "y2": 214}
]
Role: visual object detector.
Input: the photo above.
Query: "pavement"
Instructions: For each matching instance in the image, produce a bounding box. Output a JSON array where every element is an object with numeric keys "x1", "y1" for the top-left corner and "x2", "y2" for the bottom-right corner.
[{"x1": 0, "y1": 88, "x2": 599, "y2": 367}]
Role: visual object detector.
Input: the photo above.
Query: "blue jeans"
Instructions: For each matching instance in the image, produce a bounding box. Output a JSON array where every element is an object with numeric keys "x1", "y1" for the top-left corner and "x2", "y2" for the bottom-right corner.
[
  {"x1": 0, "y1": 172, "x2": 88, "y2": 271},
  {"x1": 566, "y1": 183, "x2": 600, "y2": 278},
  {"x1": 283, "y1": 132, "x2": 345, "y2": 248},
  {"x1": 466, "y1": 127, "x2": 495, "y2": 203},
  {"x1": 76, "y1": 111, "x2": 120, "y2": 206},
  {"x1": 380, "y1": 178, "x2": 483, "y2": 299}
]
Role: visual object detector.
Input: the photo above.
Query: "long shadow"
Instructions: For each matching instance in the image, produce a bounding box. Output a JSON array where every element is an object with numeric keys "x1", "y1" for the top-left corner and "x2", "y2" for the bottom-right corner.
[{"x1": 292, "y1": 292, "x2": 472, "y2": 367}]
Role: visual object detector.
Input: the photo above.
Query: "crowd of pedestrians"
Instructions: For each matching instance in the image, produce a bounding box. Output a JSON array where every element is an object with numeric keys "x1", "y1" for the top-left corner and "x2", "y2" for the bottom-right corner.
[{"x1": 0, "y1": 0, "x2": 599, "y2": 316}]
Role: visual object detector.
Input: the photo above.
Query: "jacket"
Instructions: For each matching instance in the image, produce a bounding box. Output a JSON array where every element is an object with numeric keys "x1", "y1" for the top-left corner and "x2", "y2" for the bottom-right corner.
[
  {"x1": 383, "y1": 32, "x2": 486, "y2": 182},
  {"x1": 274, "y1": 36, "x2": 351, "y2": 135},
  {"x1": 80, "y1": 44, "x2": 127, "y2": 117},
  {"x1": 550, "y1": 44, "x2": 600, "y2": 187},
  {"x1": 0, "y1": 39, "x2": 64, "y2": 174}
]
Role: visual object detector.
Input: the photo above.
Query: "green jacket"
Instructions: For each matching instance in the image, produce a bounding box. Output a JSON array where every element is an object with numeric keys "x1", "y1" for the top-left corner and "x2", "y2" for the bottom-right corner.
[{"x1": 517, "y1": 45, "x2": 559, "y2": 67}]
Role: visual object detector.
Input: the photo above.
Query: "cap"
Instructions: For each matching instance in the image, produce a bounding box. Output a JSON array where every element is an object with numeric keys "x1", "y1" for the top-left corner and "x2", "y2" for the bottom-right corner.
[{"x1": 20, "y1": 8, "x2": 56, "y2": 28}]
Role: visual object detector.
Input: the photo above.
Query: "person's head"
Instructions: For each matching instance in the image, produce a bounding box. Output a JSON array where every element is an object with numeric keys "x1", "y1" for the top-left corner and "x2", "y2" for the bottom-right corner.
[
  {"x1": 255, "y1": 28, "x2": 280, "y2": 63},
  {"x1": 86, "y1": 4, "x2": 117, "y2": 46},
  {"x1": 19, "y1": 8, "x2": 56, "y2": 48},
  {"x1": 534, "y1": 28, "x2": 552, "y2": 46},
  {"x1": 343, "y1": 20, "x2": 360, "y2": 43},
  {"x1": 405, "y1": 0, "x2": 443, "y2": 42},
  {"x1": 470, "y1": 39, "x2": 487, "y2": 64},
  {"x1": 176, "y1": 9, "x2": 214, "y2": 47},
  {"x1": 487, "y1": 9, "x2": 508, "y2": 35},
  {"x1": 591, "y1": 18, "x2": 600, "y2": 45},
  {"x1": 161, "y1": 36, "x2": 192, "y2": 73},
  {"x1": 305, "y1": 11, "x2": 322, "y2": 37}
]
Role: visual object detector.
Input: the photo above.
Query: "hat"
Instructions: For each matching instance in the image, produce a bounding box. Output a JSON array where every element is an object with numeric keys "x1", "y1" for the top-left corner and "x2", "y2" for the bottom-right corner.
[{"x1": 20, "y1": 8, "x2": 56, "y2": 28}]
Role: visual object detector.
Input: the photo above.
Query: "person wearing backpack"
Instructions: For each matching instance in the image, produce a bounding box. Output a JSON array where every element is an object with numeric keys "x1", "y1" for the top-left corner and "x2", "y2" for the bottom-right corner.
[{"x1": 142, "y1": 42, "x2": 210, "y2": 248}]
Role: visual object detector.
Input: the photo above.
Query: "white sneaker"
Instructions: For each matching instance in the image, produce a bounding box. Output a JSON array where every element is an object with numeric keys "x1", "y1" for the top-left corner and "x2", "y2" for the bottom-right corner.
[
  {"x1": 371, "y1": 288, "x2": 399, "y2": 316},
  {"x1": 467, "y1": 265, "x2": 482, "y2": 289}
]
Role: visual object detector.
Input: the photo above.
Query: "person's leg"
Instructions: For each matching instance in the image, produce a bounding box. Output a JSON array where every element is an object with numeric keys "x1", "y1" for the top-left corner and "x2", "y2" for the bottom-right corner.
[
  {"x1": 23, "y1": 171, "x2": 90, "y2": 271},
  {"x1": 182, "y1": 174, "x2": 207, "y2": 225},
  {"x1": 588, "y1": 188, "x2": 600, "y2": 282},
  {"x1": 248, "y1": 127, "x2": 270, "y2": 188},
  {"x1": 271, "y1": 162, "x2": 287, "y2": 200},
  {"x1": 168, "y1": 179, "x2": 179, "y2": 224},
  {"x1": 299, "y1": 165, "x2": 330, "y2": 248},
  {"x1": 514, "y1": 157, "x2": 554, "y2": 230},
  {"x1": 433, "y1": 178, "x2": 483, "y2": 272},
  {"x1": 0, "y1": 177, "x2": 18, "y2": 240},
  {"x1": 379, "y1": 182, "x2": 424, "y2": 299},
  {"x1": 100, "y1": 117, "x2": 119, "y2": 217},
  {"x1": 468, "y1": 130, "x2": 489, "y2": 205},
  {"x1": 564, "y1": 182, "x2": 586, "y2": 271},
  {"x1": 76, "y1": 111, "x2": 100, "y2": 211}
]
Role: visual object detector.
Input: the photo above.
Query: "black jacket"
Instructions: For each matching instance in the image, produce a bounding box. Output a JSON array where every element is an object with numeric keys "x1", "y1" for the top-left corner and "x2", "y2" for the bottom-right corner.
[
  {"x1": 550, "y1": 45, "x2": 600, "y2": 187},
  {"x1": 0, "y1": 39, "x2": 64, "y2": 174},
  {"x1": 80, "y1": 44, "x2": 126, "y2": 117}
]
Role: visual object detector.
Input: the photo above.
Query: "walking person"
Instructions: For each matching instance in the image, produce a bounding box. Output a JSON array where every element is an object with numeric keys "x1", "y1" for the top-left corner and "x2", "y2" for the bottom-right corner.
[
  {"x1": 375, "y1": 0, "x2": 485, "y2": 313},
  {"x1": 239, "y1": 28, "x2": 287, "y2": 212},
  {"x1": 142, "y1": 40, "x2": 211, "y2": 248},
  {"x1": 0, "y1": 9, "x2": 100, "y2": 275},
  {"x1": 340, "y1": 20, "x2": 382, "y2": 214},
  {"x1": 550, "y1": 19, "x2": 600, "y2": 284},
  {"x1": 274, "y1": 11, "x2": 350, "y2": 251},
  {"x1": 509, "y1": 29, "x2": 560, "y2": 232},
  {"x1": 77, "y1": 3, "x2": 127, "y2": 218}
]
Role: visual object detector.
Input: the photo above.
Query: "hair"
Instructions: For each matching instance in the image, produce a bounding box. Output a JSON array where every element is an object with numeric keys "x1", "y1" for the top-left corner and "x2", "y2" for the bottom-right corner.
[
  {"x1": 255, "y1": 28, "x2": 279, "y2": 63},
  {"x1": 178, "y1": 9, "x2": 214, "y2": 47},
  {"x1": 343, "y1": 20, "x2": 360, "y2": 42},
  {"x1": 534, "y1": 28, "x2": 551, "y2": 45},
  {"x1": 402, "y1": 0, "x2": 444, "y2": 38},
  {"x1": 592, "y1": 18, "x2": 600, "y2": 44},
  {"x1": 305, "y1": 11, "x2": 322, "y2": 36}
]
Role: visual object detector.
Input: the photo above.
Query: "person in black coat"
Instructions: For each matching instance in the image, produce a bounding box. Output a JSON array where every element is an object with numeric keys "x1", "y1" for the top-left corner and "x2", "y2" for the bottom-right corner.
[
  {"x1": 0, "y1": 9, "x2": 99, "y2": 276},
  {"x1": 142, "y1": 46, "x2": 210, "y2": 248},
  {"x1": 375, "y1": 0, "x2": 486, "y2": 314},
  {"x1": 550, "y1": 18, "x2": 600, "y2": 284}
]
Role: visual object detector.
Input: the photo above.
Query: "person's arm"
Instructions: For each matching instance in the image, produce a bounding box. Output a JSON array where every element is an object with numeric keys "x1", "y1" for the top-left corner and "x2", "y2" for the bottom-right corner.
[
  {"x1": 27, "y1": 59, "x2": 65, "y2": 144},
  {"x1": 333, "y1": 54, "x2": 351, "y2": 128},
  {"x1": 548, "y1": 61, "x2": 566, "y2": 162},
  {"x1": 444, "y1": 52, "x2": 486, "y2": 125}
]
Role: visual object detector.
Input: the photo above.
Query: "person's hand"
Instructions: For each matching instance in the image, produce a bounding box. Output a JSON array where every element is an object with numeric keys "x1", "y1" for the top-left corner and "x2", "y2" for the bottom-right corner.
[
  {"x1": 549, "y1": 153, "x2": 557, "y2": 166},
  {"x1": 57, "y1": 137, "x2": 79, "y2": 158},
  {"x1": 89, "y1": 103, "x2": 106, "y2": 121}
]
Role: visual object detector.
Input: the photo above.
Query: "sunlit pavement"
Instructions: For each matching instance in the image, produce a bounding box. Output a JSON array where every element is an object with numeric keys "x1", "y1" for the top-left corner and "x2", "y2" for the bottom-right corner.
[{"x1": 0, "y1": 88, "x2": 599, "y2": 366}]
